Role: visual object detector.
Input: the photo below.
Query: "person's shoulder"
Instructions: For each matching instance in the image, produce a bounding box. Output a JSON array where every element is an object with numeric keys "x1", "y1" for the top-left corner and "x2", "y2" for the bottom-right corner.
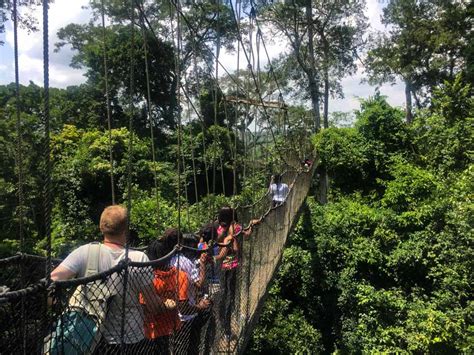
[
  {"x1": 67, "y1": 243, "x2": 91, "y2": 256},
  {"x1": 128, "y1": 249, "x2": 150, "y2": 262},
  {"x1": 75, "y1": 243, "x2": 91, "y2": 251},
  {"x1": 233, "y1": 223, "x2": 242, "y2": 236},
  {"x1": 174, "y1": 254, "x2": 195, "y2": 269}
]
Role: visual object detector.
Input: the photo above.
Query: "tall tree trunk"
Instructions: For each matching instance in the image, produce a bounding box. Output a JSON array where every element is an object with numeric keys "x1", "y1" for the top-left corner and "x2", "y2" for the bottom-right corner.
[
  {"x1": 323, "y1": 69, "x2": 329, "y2": 129},
  {"x1": 405, "y1": 79, "x2": 413, "y2": 124},
  {"x1": 321, "y1": 33, "x2": 330, "y2": 129},
  {"x1": 318, "y1": 69, "x2": 329, "y2": 204},
  {"x1": 308, "y1": 76, "x2": 321, "y2": 130},
  {"x1": 318, "y1": 167, "x2": 328, "y2": 204},
  {"x1": 306, "y1": 0, "x2": 321, "y2": 131}
]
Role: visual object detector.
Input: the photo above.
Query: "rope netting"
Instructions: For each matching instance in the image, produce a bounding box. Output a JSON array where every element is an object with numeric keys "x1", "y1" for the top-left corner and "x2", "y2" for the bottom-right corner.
[{"x1": 0, "y1": 163, "x2": 315, "y2": 354}]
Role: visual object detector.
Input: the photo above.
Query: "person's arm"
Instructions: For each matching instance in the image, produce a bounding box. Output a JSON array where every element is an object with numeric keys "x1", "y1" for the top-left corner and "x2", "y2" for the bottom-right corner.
[
  {"x1": 214, "y1": 235, "x2": 232, "y2": 261},
  {"x1": 140, "y1": 282, "x2": 171, "y2": 314},
  {"x1": 51, "y1": 245, "x2": 88, "y2": 281},
  {"x1": 194, "y1": 253, "x2": 207, "y2": 289},
  {"x1": 225, "y1": 223, "x2": 240, "y2": 254},
  {"x1": 51, "y1": 265, "x2": 76, "y2": 281},
  {"x1": 177, "y1": 272, "x2": 210, "y2": 314},
  {"x1": 180, "y1": 297, "x2": 211, "y2": 315},
  {"x1": 242, "y1": 219, "x2": 261, "y2": 238}
]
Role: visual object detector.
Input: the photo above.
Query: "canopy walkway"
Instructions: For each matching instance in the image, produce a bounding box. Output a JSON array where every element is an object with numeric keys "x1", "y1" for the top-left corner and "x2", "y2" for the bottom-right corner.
[
  {"x1": 0, "y1": 163, "x2": 315, "y2": 354},
  {"x1": 2, "y1": 0, "x2": 318, "y2": 353}
]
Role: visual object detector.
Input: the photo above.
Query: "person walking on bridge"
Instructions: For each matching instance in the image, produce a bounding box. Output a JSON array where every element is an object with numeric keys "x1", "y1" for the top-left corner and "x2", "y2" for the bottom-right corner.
[
  {"x1": 50, "y1": 205, "x2": 163, "y2": 354},
  {"x1": 269, "y1": 174, "x2": 289, "y2": 207},
  {"x1": 214, "y1": 207, "x2": 258, "y2": 344}
]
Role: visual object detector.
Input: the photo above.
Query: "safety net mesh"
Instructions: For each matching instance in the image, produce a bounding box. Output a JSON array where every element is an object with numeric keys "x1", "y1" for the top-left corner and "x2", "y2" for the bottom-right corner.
[{"x1": 0, "y1": 164, "x2": 314, "y2": 354}]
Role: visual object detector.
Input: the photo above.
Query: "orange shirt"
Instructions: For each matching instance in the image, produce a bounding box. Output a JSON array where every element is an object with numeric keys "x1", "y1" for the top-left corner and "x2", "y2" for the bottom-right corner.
[{"x1": 140, "y1": 267, "x2": 189, "y2": 339}]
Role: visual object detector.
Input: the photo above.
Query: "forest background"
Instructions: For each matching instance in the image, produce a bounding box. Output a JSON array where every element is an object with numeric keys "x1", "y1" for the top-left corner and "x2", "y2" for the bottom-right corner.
[{"x1": 0, "y1": 0, "x2": 472, "y2": 353}]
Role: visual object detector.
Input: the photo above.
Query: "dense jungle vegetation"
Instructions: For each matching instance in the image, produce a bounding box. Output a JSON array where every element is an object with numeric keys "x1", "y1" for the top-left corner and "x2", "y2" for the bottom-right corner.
[
  {"x1": 248, "y1": 81, "x2": 473, "y2": 353},
  {"x1": 1, "y1": 0, "x2": 472, "y2": 353}
]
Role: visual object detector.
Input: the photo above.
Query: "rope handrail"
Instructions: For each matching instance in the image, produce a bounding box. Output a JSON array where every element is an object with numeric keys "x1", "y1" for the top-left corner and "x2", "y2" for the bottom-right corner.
[
  {"x1": 1, "y1": 1, "x2": 317, "y2": 353},
  {"x1": 235, "y1": 168, "x2": 294, "y2": 210},
  {"x1": 0, "y1": 161, "x2": 316, "y2": 354},
  {"x1": 0, "y1": 279, "x2": 47, "y2": 303},
  {"x1": 51, "y1": 261, "x2": 127, "y2": 289},
  {"x1": 0, "y1": 252, "x2": 62, "y2": 265},
  {"x1": 240, "y1": 164, "x2": 311, "y2": 229}
]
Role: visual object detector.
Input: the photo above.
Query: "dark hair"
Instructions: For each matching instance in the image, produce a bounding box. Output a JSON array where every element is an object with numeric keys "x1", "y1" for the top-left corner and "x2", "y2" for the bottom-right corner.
[
  {"x1": 146, "y1": 239, "x2": 171, "y2": 261},
  {"x1": 162, "y1": 228, "x2": 183, "y2": 249},
  {"x1": 274, "y1": 174, "x2": 282, "y2": 184},
  {"x1": 182, "y1": 233, "x2": 199, "y2": 248},
  {"x1": 218, "y1": 207, "x2": 238, "y2": 227},
  {"x1": 199, "y1": 223, "x2": 218, "y2": 243}
]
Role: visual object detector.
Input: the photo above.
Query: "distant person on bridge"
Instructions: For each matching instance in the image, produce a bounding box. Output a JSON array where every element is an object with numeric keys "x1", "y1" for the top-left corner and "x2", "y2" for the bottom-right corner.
[
  {"x1": 269, "y1": 174, "x2": 289, "y2": 207},
  {"x1": 301, "y1": 158, "x2": 313, "y2": 171},
  {"x1": 50, "y1": 205, "x2": 163, "y2": 353}
]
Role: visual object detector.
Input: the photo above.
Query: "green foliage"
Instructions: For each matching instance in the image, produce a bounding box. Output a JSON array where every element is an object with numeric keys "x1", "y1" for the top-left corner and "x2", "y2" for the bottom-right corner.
[
  {"x1": 355, "y1": 94, "x2": 409, "y2": 158},
  {"x1": 366, "y1": 0, "x2": 472, "y2": 107},
  {"x1": 129, "y1": 192, "x2": 177, "y2": 245},
  {"x1": 381, "y1": 156, "x2": 438, "y2": 212},
  {"x1": 44, "y1": 124, "x2": 176, "y2": 256},
  {"x1": 313, "y1": 95, "x2": 411, "y2": 195},
  {"x1": 412, "y1": 76, "x2": 473, "y2": 174},
  {"x1": 56, "y1": 23, "x2": 177, "y2": 132},
  {"x1": 313, "y1": 127, "x2": 370, "y2": 192},
  {"x1": 248, "y1": 247, "x2": 323, "y2": 354},
  {"x1": 251, "y1": 78, "x2": 473, "y2": 353}
]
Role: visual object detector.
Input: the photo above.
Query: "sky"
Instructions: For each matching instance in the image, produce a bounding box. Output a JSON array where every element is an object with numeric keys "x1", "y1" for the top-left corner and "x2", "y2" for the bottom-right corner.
[{"x1": 0, "y1": 0, "x2": 404, "y2": 113}]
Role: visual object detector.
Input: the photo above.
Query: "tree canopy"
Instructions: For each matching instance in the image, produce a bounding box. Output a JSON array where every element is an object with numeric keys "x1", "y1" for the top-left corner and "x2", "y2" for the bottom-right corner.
[{"x1": 1, "y1": 0, "x2": 472, "y2": 353}]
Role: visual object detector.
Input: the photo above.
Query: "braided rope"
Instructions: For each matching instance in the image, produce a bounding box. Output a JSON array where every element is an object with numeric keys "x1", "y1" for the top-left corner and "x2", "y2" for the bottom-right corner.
[
  {"x1": 42, "y1": 0, "x2": 52, "y2": 284},
  {"x1": 100, "y1": 0, "x2": 116, "y2": 205},
  {"x1": 120, "y1": 0, "x2": 136, "y2": 350},
  {"x1": 139, "y1": 10, "x2": 161, "y2": 232}
]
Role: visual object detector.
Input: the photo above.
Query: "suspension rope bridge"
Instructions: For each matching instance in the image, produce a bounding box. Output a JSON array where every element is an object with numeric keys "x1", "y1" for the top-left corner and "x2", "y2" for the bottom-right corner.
[{"x1": 1, "y1": 0, "x2": 317, "y2": 354}]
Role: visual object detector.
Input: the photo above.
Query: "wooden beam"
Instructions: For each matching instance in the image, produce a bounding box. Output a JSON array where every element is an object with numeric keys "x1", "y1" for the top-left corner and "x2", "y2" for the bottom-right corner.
[{"x1": 224, "y1": 96, "x2": 287, "y2": 110}]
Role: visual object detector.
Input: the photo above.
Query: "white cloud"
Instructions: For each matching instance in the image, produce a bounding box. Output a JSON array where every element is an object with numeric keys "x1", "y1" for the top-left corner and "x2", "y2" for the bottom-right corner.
[
  {"x1": 1, "y1": 0, "x2": 404, "y2": 112},
  {"x1": 1, "y1": 0, "x2": 90, "y2": 88},
  {"x1": 220, "y1": 1, "x2": 403, "y2": 113},
  {"x1": 366, "y1": 0, "x2": 387, "y2": 31}
]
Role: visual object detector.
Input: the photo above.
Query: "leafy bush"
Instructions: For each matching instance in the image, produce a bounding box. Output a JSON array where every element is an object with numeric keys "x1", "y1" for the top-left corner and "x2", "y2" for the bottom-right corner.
[{"x1": 250, "y1": 80, "x2": 473, "y2": 353}]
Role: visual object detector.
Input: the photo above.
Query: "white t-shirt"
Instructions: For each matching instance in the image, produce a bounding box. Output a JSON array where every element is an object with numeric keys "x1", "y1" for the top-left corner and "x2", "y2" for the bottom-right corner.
[
  {"x1": 170, "y1": 253, "x2": 200, "y2": 321},
  {"x1": 60, "y1": 243, "x2": 153, "y2": 344},
  {"x1": 270, "y1": 183, "x2": 289, "y2": 202}
]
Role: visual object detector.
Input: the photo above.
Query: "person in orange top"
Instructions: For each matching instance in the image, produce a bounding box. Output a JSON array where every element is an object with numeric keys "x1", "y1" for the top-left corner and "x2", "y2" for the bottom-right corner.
[{"x1": 140, "y1": 239, "x2": 189, "y2": 354}]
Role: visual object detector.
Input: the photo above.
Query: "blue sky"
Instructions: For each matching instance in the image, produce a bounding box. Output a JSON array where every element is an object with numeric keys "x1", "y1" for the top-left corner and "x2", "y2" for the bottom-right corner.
[{"x1": 0, "y1": 0, "x2": 404, "y2": 113}]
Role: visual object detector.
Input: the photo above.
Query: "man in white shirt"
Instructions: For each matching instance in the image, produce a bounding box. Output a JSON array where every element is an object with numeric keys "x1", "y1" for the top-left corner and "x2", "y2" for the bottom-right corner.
[
  {"x1": 269, "y1": 174, "x2": 289, "y2": 207},
  {"x1": 51, "y1": 205, "x2": 162, "y2": 353}
]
